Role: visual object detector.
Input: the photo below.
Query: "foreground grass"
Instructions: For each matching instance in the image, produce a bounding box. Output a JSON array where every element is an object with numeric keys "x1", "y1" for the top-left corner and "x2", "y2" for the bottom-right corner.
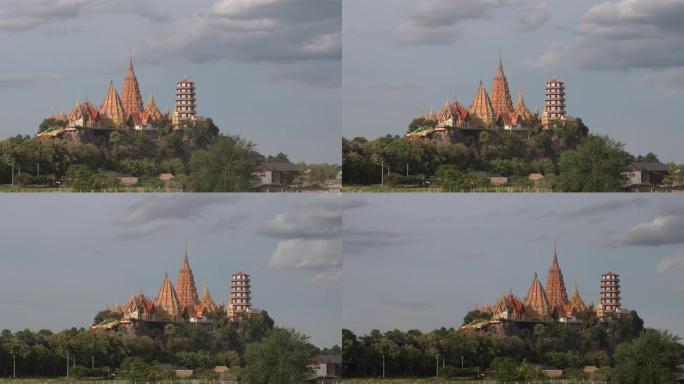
[
  {"x1": 343, "y1": 379, "x2": 495, "y2": 384},
  {"x1": 342, "y1": 185, "x2": 553, "y2": 193}
]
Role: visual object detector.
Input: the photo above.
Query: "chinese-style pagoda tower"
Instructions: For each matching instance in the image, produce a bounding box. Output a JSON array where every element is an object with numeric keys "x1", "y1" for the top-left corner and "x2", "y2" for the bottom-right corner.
[
  {"x1": 120, "y1": 53, "x2": 144, "y2": 119},
  {"x1": 100, "y1": 80, "x2": 127, "y2": 126},
  {"x1": 176, "y1": 247, "x2": 199, "y2": 316},
  {"x1": 545, "y1": 242, "x2": 569, "y2": 316},
  {"x1": 490, "y1": 53, "x2": 513, "y2": 119},
  {"x1": 469, "y1": 80, "x2": 496, "y2": 127},
  {"x1": 228, "y1": 271, "x2": 252, "y2": 319},
  {"x1": 513, "y1": 90, "x2": 532, "y2": 121},
  {"x1": 524, "y1": 272, "x2": 550, "y2": 319},
  {"x1": 155, "y1": 273, "x2": 181, "y2": 319}
]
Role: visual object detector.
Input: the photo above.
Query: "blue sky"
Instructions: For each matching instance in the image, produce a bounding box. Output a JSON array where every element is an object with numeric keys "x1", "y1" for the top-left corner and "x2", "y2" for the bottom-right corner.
[
  {"x1": 0, "y1": 194, "x2": 342, "y2": 348},
  {"x1": 343, "y1": 194, "x2": 684, "y2": 338},
  {"x1": 0, "y1": 0, "x2": 341, "y2": 164},
  {"x1": 343, "y1": 0, "x2": 684, "y2": 163}
]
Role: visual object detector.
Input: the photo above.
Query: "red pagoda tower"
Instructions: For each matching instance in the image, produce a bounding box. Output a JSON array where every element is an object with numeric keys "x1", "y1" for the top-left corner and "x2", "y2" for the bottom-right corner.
[
  {"x1": 545, "y1": 242, "x2": 569, "y2": 316},
  {"x1": 490, "y1": 53, "x2": 513, "y2": 119},
  {"x1": 176, "y1": 247, "x2": 199, "y2": 316},
  {"x1": 120, "y1": 53, "x2": 144, "y2": 119}
]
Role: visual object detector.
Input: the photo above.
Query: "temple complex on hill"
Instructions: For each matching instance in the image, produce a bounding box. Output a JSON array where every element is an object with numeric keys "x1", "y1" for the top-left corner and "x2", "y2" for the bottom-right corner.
[
  {"x1": 95, "y1": 246, "x2": 252, "y2": 329},
  {"x1": 463, "y1": 243, "x2": 625, "y2": 332},
  {"x1": 406, "y1": 54, "x2": 567, "y2": 142},
  {"x1": 38, "y1": 53, "x2": 198, "y2": 141}
]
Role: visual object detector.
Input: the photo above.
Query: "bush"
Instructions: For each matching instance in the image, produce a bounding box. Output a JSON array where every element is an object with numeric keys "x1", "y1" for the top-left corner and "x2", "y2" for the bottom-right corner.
[
  {"x1": 14, "y1": 173, "x2": 52, "y2": 186},
  {"x1": 439, "y1": 366, "x2": 480, "y2": 379}
]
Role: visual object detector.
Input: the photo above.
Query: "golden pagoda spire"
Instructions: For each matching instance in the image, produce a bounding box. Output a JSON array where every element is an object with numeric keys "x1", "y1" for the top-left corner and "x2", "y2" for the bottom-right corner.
[
  {"x1": 568, "y1": 280, "x2": 587, "y2": 312},
  {"x1": 144, "y1": 91, "x2": 162, "y2": 121},
  {"x1": 514, "y1": 89, "x2": 532, "y2": 120},
  {"x1": 524, "y1": 272, "x2": 550, "y2": 319},
  {"x1": 155, "y1": 272, "x2": 181, "y2": 319},
  {"x1": 199, "y1": 281, "x2": 219, "y2": 313},
  {"x1": 100, "y1": 80, "x2": 126, "y2": 126},
  {"x1": 469, "y1": 80, "x2": 496, "y2": 127}
]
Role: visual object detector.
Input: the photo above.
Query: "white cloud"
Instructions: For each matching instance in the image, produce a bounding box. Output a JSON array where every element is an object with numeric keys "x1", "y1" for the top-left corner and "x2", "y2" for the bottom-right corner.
[
  {"x1": 269, "y1": 239, "x2": 342, "y2": 269},
  {"x1": 115, "y1": 195, "x2": 238, "y2": 238},
  {"x1": 394, "y1": 0, "x2": 549, "y2": 45},
  {"x1": 0, "y1": 73, "x2": 63, "y2": 87},
  {"x1": 0, "y1": 0, "x2": 169, "y2": 30},
  {"x1": 597, "y1": 213, "x2": 684, "y2": 247},
  {"x1": 263, "y1": 197, "x2": 341, "y2": 285},
  {"x1": 656, "y1": 255, "x2": 684, "y2": 273},
  {"x1": 261, "y1": 198, "x2": 341, "y2": 239},
  {"x1": 525, "y1": 44, "x2": 567, "y2": 70},
  {"x1": 139, "y1": 0, "x2": 341, "y2": 87}
]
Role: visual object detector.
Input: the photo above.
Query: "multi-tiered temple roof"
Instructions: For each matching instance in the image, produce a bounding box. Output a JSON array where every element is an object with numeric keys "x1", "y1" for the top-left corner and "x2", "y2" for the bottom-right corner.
[
  {"x1": 514, "y1": 90, "x2": 532, "y2": 121},
  {"x1": 474, "y1": 243, "x2": 592, "y2": 325}
]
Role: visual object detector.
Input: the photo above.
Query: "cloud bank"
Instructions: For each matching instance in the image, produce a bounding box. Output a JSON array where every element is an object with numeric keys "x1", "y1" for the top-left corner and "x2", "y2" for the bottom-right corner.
[{"x1": 263, "y1": 197, "x2": 342, "y2": 285}]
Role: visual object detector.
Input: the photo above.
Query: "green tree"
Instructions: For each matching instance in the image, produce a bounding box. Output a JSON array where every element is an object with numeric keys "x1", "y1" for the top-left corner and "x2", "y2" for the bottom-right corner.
[
  {"x1": 187, "y1": 135, "x2": 262, "y2": 192},
  {"x1": 558, "y1": 134, "x2": 630, "y2": 192},
  {"x1": 490, "y1": 356, "x2": 517, "y2": 383},
  {"x1": 613, "y1": 329, "x2": 683, "y2": 384},
  {"x1": 243, "y1": 327, "x2": 315, "y2": 384}
]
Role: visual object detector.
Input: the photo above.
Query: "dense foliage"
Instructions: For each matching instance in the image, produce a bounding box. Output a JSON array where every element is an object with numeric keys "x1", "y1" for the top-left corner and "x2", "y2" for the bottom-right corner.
[
  {"x1": 243, "y1": 328, "x2": 315, "y2": 384},
  {"x1": 343, "y1": 118, "x2": 676, "y2": 191},
  {"x1": 342, "y1": 311, "x2": 683, "y2": 380},
  {"x1": 0, "y1": 311, "x2": 328, "y2": 381},
  {"x1": 0, "y1": 119, "x2": 338, "y2": 191}
]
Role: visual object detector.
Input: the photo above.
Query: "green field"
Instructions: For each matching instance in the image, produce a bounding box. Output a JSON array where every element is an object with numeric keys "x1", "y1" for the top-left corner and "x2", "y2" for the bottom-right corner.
[
  {"x1": 342, "y1": 185, "x2": 553, "y2": 193},
  {"x1": 343, "y1": 380, "x2": 602, "y2": 384},
  {"x1": 343, "y1": 380, "x2": 496, "y2": 384},
  {"x1": 0, "y1": 380, "x2": 235, "y2": 384}
]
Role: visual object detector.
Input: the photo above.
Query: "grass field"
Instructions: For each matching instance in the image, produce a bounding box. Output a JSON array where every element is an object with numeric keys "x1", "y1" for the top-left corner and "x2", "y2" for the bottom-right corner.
[
  {"x1": 342, "y1": 185, "x2": 553, "y2": 193},
  {"x1": 0, "y1": 380, "x2": 237, "y2": 384},
  {"x1": 343, "y1": 379, "x2": 606, "y2": 384},
  {"x1": 343, "y1": 379, "x2": 495, "y2": 384}
]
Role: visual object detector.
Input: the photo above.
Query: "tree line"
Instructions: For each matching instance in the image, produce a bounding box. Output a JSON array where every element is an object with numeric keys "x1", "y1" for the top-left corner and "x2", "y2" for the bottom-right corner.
[
  {"x1": 0, "y1": 310, "x2": 333, "y2": 384},
  {"x1": 342, "y1": 311, "x2": 684, "y2": 382},
  {"x1": 343, "y1": 118, "x2": 680, "y2": 192},
  {"x1": 1, "y1": 118, "x2": 338, "y2": 191}
]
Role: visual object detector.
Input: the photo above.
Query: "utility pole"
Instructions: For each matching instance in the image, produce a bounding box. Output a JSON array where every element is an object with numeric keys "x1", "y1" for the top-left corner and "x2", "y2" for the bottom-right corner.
[
  {"x1": 380, "y1": 160, "x2": 384, "y2": 185},
  {"x1": 36, "y1": 163, "x2": 40, "y2": 177},
  {"x1": 12, "y1": 351, "x2": 16, "y2": 379},
  {"x1": 381, "y1": 352, "x2": 385, "y2": 379},
  {"x1": 435, "y1": 353, "x2": 439, "y2": 378},
  {"x1": 92, "y1": 355, "x2": 95, "y2": 369},
  {"x1": 406, "y1": 163, "x2": 409, "y2": 177},
  {"x1": 66, "y1": 353, "x2": 69, "y2": 378},
  {"x1": 11, "y1": 161, "x2": 14, "y2": 185},
  {"x1": 461, "y1": 355, "x2": 464, "y2": 369}
]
